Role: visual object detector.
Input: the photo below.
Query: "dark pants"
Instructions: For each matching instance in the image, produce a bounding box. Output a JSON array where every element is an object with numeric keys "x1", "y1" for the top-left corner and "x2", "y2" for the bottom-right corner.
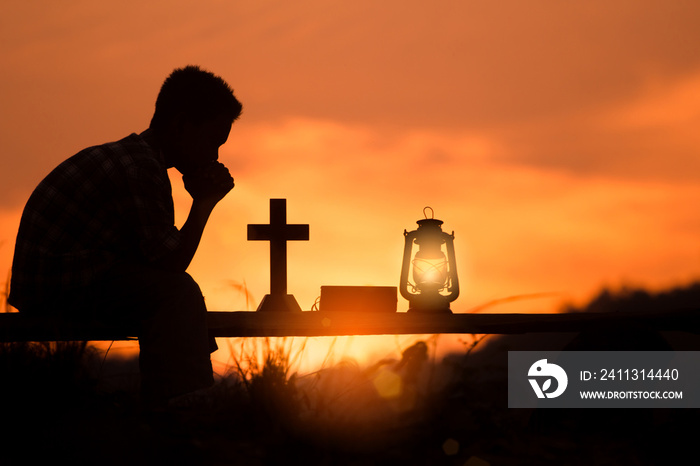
[{"x1": 27, "y1": 265, "x2": 217, "y2": 406}]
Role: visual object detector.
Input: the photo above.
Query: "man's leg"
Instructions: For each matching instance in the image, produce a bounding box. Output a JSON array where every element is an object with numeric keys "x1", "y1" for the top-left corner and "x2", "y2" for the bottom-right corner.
[
  {"x1": 134, "y1": 270, "x2": 216, "y2": 407},
  {"x1": 67, "y1": 266, "x2": 217, "y2": 407}
]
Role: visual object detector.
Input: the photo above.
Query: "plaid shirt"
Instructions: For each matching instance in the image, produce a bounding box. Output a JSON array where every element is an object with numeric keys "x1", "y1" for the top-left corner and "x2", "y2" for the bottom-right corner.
[{"x1": 9, "y1": 133, "x2": 181, "y2": 311}]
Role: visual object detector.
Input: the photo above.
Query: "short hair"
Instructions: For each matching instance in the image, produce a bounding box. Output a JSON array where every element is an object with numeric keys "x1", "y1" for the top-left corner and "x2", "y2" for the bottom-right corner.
[{"x1": 150, "y1": 65, "x2": 242, "y2": 130}]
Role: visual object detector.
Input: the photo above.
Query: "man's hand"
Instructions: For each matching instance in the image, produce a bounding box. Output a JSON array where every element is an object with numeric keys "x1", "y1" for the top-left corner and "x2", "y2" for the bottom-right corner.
[
  {"x1": 182, "y1": 161, "x2": 235, "y2": 206},
  {"x1": 156, "y1": 162, "x2": 234, "y2": 272}
]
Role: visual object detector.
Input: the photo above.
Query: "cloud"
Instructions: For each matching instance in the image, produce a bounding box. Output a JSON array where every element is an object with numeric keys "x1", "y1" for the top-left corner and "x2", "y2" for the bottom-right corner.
[
  {"x1": 3, "y1": 0, "x2": 700, "y2": 210},
  {"x1": 489, "y1": 70, "x2": 700, "y2": 182}
]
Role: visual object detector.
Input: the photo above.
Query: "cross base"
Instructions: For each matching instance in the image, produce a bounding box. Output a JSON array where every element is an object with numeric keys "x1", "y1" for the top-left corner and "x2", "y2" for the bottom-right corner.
[{"x1": 256, "y1": 293, "x2": 303, "y2": 312}]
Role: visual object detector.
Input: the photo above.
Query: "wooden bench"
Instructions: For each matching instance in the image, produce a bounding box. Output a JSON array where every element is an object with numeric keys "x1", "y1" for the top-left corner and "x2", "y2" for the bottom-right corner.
[{"x1": 1, "y1": 308, "x2": 698, "y2": 342}]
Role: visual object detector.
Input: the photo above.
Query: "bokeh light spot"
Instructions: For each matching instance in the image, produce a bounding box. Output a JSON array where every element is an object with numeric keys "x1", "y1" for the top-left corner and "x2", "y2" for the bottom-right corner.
[
  {"x1": 464, "y1": 456, "x2": 491, "y2": 466},
  {"x1": 372, "y1": 367, "x2": 402, "y2": 399},
  {"x1": 442, "y1": 438, "x2": 459, "y2": 456}
]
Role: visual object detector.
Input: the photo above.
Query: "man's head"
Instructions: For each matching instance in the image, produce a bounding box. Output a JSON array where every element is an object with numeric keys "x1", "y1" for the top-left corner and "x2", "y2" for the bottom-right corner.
[{"x1": 150, "y1": 66, "x2": 243, "y2": 175}]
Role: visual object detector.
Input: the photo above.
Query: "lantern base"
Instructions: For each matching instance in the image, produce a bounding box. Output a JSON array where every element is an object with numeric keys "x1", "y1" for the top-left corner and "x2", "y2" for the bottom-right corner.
[
  {"x1": 406, "y1": 295, "x2": 454, "y2": 314},
  {"x1": 256, "y1": 293, "x2": 303, "y2": 312}
]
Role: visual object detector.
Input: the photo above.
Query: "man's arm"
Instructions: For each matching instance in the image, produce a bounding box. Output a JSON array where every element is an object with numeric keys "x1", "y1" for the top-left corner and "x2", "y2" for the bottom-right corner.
[{"x1": 154, "y1": 162, "x2": 234, "y2": 272}]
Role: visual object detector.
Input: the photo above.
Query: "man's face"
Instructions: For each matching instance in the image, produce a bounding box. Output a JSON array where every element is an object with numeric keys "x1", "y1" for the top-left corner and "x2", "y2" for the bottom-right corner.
[{"x1": 170, "y1": 114, "x2": 234, "y2": 175}]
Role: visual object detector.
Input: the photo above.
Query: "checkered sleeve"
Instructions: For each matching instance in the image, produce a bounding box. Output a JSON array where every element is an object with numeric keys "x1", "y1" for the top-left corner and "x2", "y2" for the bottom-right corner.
[{"x1": 121, "y1": 151, "x2": 181, "y2": 263}]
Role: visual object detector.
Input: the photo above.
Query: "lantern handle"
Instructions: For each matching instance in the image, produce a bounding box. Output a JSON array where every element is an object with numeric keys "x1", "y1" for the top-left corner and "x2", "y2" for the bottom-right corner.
[{"x1": 423, "y1": 206, "x2": 434, "y2": 219}]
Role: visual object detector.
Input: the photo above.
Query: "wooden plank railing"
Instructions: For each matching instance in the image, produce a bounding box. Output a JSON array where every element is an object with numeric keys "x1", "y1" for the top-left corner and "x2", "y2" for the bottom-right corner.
[{"x1": 0, "y1": 308, "x2": 697, "y2": 342}]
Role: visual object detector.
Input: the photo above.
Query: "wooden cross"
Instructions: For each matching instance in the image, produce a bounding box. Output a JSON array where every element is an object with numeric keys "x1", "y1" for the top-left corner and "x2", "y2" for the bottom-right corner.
[{"x1": 247, "y1": 199, "x2": 310, "y2": 312}]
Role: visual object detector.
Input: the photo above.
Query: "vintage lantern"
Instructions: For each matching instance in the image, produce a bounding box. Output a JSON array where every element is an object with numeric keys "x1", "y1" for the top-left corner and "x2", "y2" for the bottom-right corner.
[{"x1": 400, "y1": 207, "x2": 459, "y2": 313}]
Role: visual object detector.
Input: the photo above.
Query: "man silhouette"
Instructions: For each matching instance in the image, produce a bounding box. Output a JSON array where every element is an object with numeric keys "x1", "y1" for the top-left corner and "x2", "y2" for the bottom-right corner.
[{"x1": 9, "y1": 65, "x2": 242, "y2": 408}]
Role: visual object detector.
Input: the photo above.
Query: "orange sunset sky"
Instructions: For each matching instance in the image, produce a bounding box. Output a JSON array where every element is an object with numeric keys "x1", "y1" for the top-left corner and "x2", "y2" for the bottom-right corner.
[{"x1": 2, "y1": 1, "x2": 700, "y2": 367}]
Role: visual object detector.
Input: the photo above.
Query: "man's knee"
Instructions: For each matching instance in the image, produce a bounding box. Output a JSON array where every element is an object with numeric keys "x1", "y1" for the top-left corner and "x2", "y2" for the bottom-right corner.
[
  {"x1": 108, "y1": 267, "x2": 207, "y2": 314},
  {"x1": 153, "y1": 271, "x2": 206, "y2": 310},
  {"x1": 168, "y1": 272, "x2": 204, "y2": 298}
]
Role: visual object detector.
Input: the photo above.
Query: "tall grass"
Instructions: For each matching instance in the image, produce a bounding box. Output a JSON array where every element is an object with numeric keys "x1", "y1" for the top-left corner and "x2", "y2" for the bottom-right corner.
[
  {"x1": 0, "y1": 340, "x2": 101, "y2": 408},
  {"x1": 204, "y1": 333, "x2": 446, "y2": 462}
]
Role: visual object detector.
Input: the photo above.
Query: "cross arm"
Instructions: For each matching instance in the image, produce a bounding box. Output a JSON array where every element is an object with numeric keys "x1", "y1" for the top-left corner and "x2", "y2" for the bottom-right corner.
[{"x1": 247, "y1": 224, "x2": 309, "y2": 241}]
